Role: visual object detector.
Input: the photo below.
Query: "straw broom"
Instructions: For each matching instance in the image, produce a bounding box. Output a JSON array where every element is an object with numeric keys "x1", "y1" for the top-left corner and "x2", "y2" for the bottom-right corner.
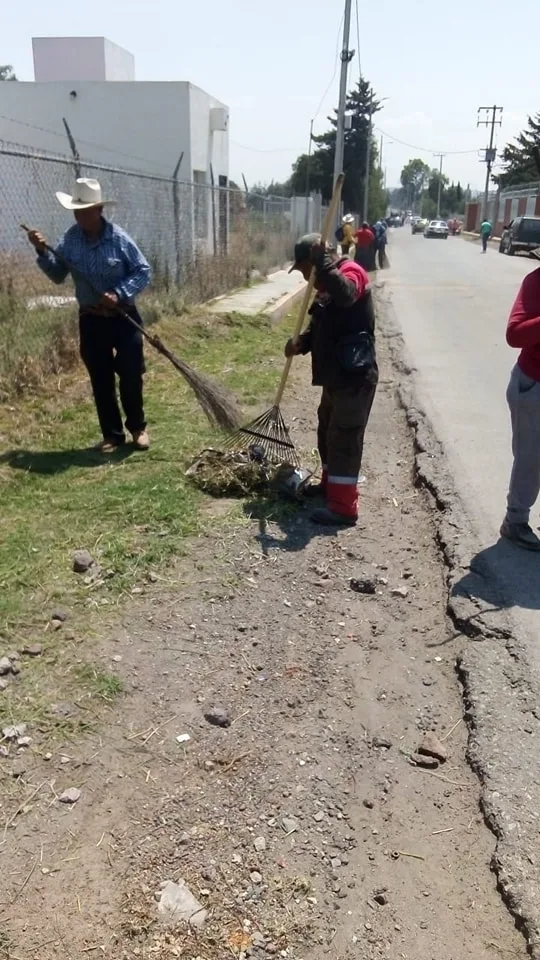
[
  {"x1": 224, "y1": 172, "x2": 345, "y2": 465},
  {"x1": 20, "y1": 225, "x2": 240, "y2": 432}
]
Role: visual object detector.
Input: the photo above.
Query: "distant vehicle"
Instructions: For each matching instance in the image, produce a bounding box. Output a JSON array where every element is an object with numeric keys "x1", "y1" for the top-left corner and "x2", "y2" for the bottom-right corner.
[
  {"x1": 424, "y1": 219, "x2": 449, "y2": 239},
  {"x1": 499, "y1": 217, "x2": 540, "y2": 256},
  {"x1": 412, "y1": 217, "x2": 428, "y2": 234}
]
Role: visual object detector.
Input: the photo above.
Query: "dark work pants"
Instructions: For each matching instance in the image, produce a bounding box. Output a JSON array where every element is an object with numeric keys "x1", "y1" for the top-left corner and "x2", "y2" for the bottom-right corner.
[
  {"x1": 317, "y1": 379, "x2": 377, "y2": 480},
  {"x1": 377, "y1": 244, "x2": 387, "y2": 269},
  {"x1": 79, "y1": 307, "x2": 146, "y2": 443},
  {"x1": 482, "y1": 235, "x2": 489, "y2": 252}
]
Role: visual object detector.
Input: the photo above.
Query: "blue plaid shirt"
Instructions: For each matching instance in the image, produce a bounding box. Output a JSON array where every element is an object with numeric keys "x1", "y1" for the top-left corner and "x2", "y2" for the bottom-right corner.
[{"x1": 37, "y1": 219, "x2": 151, "y2": 308}]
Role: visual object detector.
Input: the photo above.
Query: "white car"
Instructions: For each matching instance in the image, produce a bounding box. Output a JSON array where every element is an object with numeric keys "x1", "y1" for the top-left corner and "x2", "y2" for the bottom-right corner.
[{"x1": 424, "y1": 219, "x2": 449, "y2": 239}]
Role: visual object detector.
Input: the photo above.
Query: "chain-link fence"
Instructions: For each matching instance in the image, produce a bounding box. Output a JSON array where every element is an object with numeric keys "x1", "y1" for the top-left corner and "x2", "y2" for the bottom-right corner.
[{"x1": 0, "y1": 140, "x2": 298, "y2": 396}]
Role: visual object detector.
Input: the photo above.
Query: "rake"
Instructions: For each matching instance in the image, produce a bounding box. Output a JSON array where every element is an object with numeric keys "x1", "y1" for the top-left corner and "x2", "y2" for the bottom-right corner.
[
  {"x1": 20, "y1": 224, "x2": 240, "y2": 432},
  {"x1": 224, "y1": 172, "x2": 345, "y2": 467}
]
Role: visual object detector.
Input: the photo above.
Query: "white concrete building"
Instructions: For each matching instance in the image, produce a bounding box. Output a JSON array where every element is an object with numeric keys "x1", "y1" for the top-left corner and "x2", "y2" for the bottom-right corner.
[{"x1": 0, "y1": 37, "x2": 229, "y2": 182}]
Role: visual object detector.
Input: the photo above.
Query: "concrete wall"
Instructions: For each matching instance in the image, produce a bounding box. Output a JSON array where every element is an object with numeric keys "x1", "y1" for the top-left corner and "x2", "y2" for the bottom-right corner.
[
  {"x1": 32, "y1": 37, "x2": 134, "y2": 82},
  {"x1": 0, "y1": 81, "x2": 228, "y2": 182}
]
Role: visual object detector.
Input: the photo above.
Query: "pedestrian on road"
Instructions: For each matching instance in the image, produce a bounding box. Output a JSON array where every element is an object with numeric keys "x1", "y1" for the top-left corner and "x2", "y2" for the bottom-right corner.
[
  {"x1": 340, "y1": 214, "x2": 356, "y2": 260},
  {"x1": 373, "y1": 218, "x2": 388, "y2": 269},
  {"x1": 28, "y1": 178, "x2": 151, "y2": 454},
  {"x1": 480, "y1": 218, "x2": 492, "y2": 253},
  {"x1": 286, "y1": 234, "x2": 378, "y2": 526},
  {"x1": 501, "y1": 255, "x2": 540, "y2": 550},
  {"x1": 354, "y1": 221, "x2": 376, "y2": 272}
]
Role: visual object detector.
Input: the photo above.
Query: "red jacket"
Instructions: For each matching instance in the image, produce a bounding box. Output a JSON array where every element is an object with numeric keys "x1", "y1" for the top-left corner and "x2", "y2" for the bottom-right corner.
[
  {"x1": 354, "y1": 227, "x2": 375, "y2": 249},
  {"x1": 506, "y1": 267, "x2": 540, "y2": 380}
]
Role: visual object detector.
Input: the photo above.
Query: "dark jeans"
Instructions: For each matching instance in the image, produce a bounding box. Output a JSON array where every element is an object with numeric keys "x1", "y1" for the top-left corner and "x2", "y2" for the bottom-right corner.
[
  {"x1": 482, "y1": 235, "x2": 489, "y2": 252},
  {"x1": 317, "y1": 378, "x2": 378, "y2": 478},
  {"x1": 377, "y1": 244, "x2": 387, "y2": 269},
  {"x1": 79, "y1": 306, "x2": 146, "y2": 443}
]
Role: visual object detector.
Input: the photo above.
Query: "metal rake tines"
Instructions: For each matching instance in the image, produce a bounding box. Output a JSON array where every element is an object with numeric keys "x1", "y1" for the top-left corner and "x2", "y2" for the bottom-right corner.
[{"x1": 225, "y1": 405, "x2": 300, "y2": 467}]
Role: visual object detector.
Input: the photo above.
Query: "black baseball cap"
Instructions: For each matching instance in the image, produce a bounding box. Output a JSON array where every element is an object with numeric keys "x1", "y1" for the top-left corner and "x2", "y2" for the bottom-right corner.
[{"x1": 289, "y1": 233, "x2": 321, "y2": 273}]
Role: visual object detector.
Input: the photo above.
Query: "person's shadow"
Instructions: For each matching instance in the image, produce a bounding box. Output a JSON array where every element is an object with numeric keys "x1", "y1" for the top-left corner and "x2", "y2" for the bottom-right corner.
[
  {"x1": 0, "y1": 445, "x2": 135, "y2": 476},
  {"x1": 242, "y1": 495, "x2": 342, "y2": 555},
  {"x1": 452, "y1": 536, "x2": 540, "y2": 613}
]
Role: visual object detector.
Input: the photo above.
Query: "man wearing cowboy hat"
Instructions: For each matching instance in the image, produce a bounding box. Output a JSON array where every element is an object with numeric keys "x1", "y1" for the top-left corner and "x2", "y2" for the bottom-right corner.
[{"x1": 28, "y1": 178, "x2": 151, "y2": 453}]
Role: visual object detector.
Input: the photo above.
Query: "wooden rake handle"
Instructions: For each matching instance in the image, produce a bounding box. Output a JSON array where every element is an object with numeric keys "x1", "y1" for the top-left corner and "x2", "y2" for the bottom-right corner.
[{"x1": 274, "y1": 172, "x2": 345, "y2": 408}]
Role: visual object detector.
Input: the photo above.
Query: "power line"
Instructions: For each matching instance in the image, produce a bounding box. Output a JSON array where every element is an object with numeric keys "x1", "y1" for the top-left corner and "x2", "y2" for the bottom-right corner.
[{"x1": 374, "y1": 125, "x2": 480, "y2": 156}]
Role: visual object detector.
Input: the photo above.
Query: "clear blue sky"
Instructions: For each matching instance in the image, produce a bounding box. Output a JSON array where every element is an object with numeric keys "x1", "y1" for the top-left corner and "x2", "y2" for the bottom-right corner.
[{"x1": 3, "y1": 0, "x2": 538, "y2": 190}]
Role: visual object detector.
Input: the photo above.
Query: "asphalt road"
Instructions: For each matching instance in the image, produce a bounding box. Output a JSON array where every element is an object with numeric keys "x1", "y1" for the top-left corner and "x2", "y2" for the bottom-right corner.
[{"x1": 385, "y1": 228, "x2": 540, "y2": 650}]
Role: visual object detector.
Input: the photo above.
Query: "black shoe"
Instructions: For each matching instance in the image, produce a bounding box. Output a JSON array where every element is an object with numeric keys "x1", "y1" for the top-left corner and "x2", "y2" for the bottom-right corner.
[
  {"x1": 311, "y1": 507, "x2": 357, "y2": 527},
  {"x1": 303, "y1": 482, "x2": 325, "y2": 499}
]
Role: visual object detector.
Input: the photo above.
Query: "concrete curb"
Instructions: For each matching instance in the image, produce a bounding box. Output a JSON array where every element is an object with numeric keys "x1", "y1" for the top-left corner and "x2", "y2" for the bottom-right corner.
[{"x1": 265, "y1": 283, "x2": 306, "y2": 324}]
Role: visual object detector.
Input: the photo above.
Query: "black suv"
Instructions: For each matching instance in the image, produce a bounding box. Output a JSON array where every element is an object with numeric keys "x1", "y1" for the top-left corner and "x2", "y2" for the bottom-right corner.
[{"x1": 499, "y1": 216, "x2": 540, "y2": 256}]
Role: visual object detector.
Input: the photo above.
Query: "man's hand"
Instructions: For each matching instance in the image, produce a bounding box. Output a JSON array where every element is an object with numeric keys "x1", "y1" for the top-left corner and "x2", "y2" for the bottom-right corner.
[
  {"x1": 27, "y1": 229, "x2": 48, "y2": 255},
  {"x1": 99, "y1": 292, "x2": 119, "y2": 309},
  {"x1": 285, "y1": 337, "x2": 301, "y2": 358}
]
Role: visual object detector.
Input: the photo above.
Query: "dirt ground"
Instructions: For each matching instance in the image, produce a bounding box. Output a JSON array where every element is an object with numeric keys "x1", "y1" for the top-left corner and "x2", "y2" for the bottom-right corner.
[{"x1": 0, "y1": 327, "x2": 526, "y2": 960}]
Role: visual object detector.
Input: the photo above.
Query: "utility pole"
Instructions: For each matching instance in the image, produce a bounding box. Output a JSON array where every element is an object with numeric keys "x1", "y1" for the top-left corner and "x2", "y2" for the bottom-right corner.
[
  {"x1": 433, "y1": 153, "x2": 445, "y2": 217},
  {"x1": 333, "y1": 0, "x2": 354, "y2": 226},
  {"x1": 362, "y1": 91, "x2": 373, "y2": 222},
  {"x1": 477, "y1": 105, "x2": 503, "y2": 222},
  {"x1": 304, "y1": 118, "x2": 314, "y2": 232}
]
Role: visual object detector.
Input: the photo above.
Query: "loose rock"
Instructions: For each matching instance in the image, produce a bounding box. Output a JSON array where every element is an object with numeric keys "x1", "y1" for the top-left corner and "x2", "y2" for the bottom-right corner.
[
  {"x1": 203, "y1": 706, "x2": 231, "y2": 729},
  {"x1": 254, "y1": 836, "x2": 266, "y2": 853},
  {"x1": 411, "y1": 752, "x2": 439, "y2": 769},
  {"x1": 157, "y1": 880, "x2": 207, "y2": 929},
  {"x1": 0, "y1": 657, "x2": 13, "y2": 676},
  {"x1": 0, "y1": 679, "x2": 8, "y2": 692},
  {"x1": 72, "y1": 549, "x2": 94, "y2": 574},
  {"x1": 372, "y1": 736, "x2": 392, "y2": 750},
  {"x1": 51, "y1": 609, "x2": 68, "y2": 622},
  {"x1": 3, "y1": 723, "x2": 27, "y2": 741},
  {"x1": 350, "y1": 577, "x2": 377, "y2": 595},
  {"x1": 282, "y1": 817, "x2": 298, "y2": 834},
  {"x1": 363, "y1": 799, "x2": 374, "y2": 809},
  {"x1": 59, "y1": 787, "x2": 81, "y2": 804},
  {"x1": 22, "y1": 644, "x2": 42, "y2": 658},
  {"x1": 250, "y1": 870, "x2": 263, "y2": 884},
  {"x1": 418, "y1": 731, "x2": 447, "y2": 763},
  {"x1": 392, "y1": 586, "x2": 409, "y2": 598}
]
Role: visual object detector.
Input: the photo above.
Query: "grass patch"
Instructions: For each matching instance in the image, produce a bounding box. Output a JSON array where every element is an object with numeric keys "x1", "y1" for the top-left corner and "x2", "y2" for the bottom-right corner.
[{"x1": 0, "y1": 304, "x2": 293, "y2": 726}]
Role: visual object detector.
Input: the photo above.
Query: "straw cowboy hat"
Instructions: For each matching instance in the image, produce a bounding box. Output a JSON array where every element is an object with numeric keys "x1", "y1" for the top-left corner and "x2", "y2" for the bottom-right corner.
[
  {"x1": 343, "y1": 214, "x2": 355, "y2": 223},
  {"x1": 56, "y1": 178, "x2": 114, "y2": 211}
]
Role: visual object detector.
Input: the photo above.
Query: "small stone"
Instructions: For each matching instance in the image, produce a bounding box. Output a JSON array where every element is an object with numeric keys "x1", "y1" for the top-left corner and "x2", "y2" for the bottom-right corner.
[
  {"x1": 350, "y1": 577, "x2": 376, "y2": 595},
  {"x1": 363, "y1": 799, "x2": 374, "y2": 809},
  {"x1": 411, "y1": 752, "x2": 439, "y2": 769},
  {"x1": 203, "y1": 707, "x2": 231, "y2": 729},
  {"x1": 418, "y1": 731, "x2": 447, "y2": 763},
  {"x1": 10, "y1": 758, "x2": 27, "y2": 778},
  {"x1": 51, "y1": 609, "x2": 68, "y2": 622},
  {"x1": 51, "y1": 619, "x2": 63, "y2": 631},
  {"x1": 331, "y1": 857, "x2": 342, "y2": 869},
  {"x1": 201, "y1": 865, "x2": 218, "y2": 882},
  {"x1": 72, "y1": 549, "x2": 94, "y2": 573},
  {"x1": 178, "y1": 832, "x2": 191, "y2": 846},
  {"x1": 157, "y1": 880, "x2": 207, "y2": 929},
  {"x1": 282, "y1": 817, "x2": 298, "y2": 834},
  {"x1": 17, "y1": 736, "x2": 32, "y2": 747},
  {"x1": 0, "y1": 745, "x2": 8, "y2": 758},
  {"x1": 250, "y1": 871, "x2": 263, "y2": 884},
  {"x1": 254, "y1": 836, "x2": 266, "y2": 853},
  {"x1": 10, "y1": 660, "x2": 21, "y2": 675},
  {"x1": 372, "y1": 736, "x2": 392, "y2": 750},
  {"x1": 0, "y1": 657, "x2": 12, "y2": 676},
  {"x1": 265, "y1": 944, "x2": 278, "y2": 955},
  {"x1": 0, "y1": 678, "x2": 8, "y2": 691},
  {"x1": 22, "y1": 644, "x2": 42, "y2": 657},
  {"x1": 392, "y1": 586, "x2": 409, "y2": 598},
  {"x1": 2, "y1": 723, "x2": 26, "y2": 741},
  {"x1": 374, "y1": 889, "x2": 388, "y2": 906},
  {"x1": 59, "y1": 787, "x2": 81, "y2": 804},
  {"x1": 313, "y1": 810, "x2": 325, "y2": 822}
]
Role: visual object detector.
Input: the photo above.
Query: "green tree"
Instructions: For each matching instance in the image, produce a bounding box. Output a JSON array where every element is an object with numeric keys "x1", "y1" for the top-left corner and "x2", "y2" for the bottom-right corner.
[
  {"x1": 288, "y1": 77, "x2": 386, "y2": 219},
  {"x1": 496, "y1": 113, "x2": 540, "y2": 188},
  {"x1": 0, "y1": 65, "x2": 17, "y2": 80},
  {"x1": 400, "y1": 159, "x2": 430, "y2": 211}
]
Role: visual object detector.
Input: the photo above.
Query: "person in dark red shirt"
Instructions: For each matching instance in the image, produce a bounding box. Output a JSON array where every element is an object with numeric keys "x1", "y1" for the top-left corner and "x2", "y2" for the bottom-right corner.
[
  {"x1": 286, "y1": 234, "x2": 378, "y2": 525},
  {"x1": 502, "y1": 259, "x2": 540, "y2": 549},
  {"x1": 354, "y1": 221, "x2": 376, "y2": 271}
]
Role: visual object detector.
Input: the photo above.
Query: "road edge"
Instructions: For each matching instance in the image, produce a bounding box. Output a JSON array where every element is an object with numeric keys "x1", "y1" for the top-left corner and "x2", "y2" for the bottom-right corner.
[{"x1": 376, "y1": 279, "x2": 540, "y2": 958}]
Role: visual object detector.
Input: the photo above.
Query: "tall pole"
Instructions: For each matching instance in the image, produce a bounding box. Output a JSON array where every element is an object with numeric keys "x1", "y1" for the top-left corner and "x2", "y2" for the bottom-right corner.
[
  {"x1": 477, "y1": 105, "x2": 503, "y2": 222},
  {"x1": 333, "y1": 0, "x2": 353, "y2": 226},
  {"x1": 434, "y1": 153, "x2": 445, "y2": 217},
  {"x1": 362, "y1": 91, "x2": 373, "y2": 222},
  {"x1": 304, "y1": 118, "x2": 314, "y2": 232}
]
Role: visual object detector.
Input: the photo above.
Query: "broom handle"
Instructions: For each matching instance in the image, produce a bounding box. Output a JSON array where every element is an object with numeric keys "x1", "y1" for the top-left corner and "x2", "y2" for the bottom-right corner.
[{"x1": 273, "y1": 172, "x2": 345, "y2": 408}]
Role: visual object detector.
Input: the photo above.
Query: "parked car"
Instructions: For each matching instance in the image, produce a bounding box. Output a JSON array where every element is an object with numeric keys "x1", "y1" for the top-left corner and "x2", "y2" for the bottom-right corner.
[
  {"x1": 412, "y1": 218, "x2": 428, "y2": 235},
  {"x1": 424, "y1": 219, "x2": 449, "y2": 239},
  {"x1": 499, "y1": 217, "x2": 540, "y2": 256}
]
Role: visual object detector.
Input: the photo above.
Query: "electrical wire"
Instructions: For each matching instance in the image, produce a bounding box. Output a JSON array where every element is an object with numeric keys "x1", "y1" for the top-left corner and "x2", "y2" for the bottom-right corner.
[{"x1": 374, "y1": 125, "x2": 481, "y2": 157}]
